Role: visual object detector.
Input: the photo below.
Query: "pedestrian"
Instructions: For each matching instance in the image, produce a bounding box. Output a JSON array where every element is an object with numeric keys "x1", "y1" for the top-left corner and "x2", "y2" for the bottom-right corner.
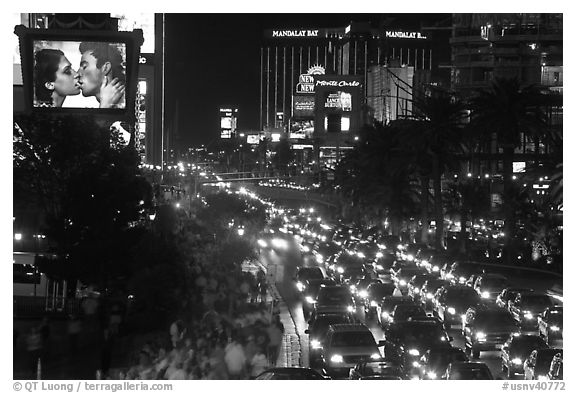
[
  {"x1": 249, "y1": 346, "x2": 268, "y2": 378},
  {"x1": 265, "y1": 321, "x2": 283, "y2": 367},
  {"x1": 169, "y1": 319, "x2": 187, "y2": 349},
  {"x1": 224, "y1": 336, "x2": 247, "y2": 379},
  {"x1": 25, "y1": 327, "x2": 43, "y2": 374},
  {"x1": 38, "y1": 317, "x2": 51, "y2": 360},
  {"x1": 67, "y1": 314, "x2": 82, "y2": 354}
]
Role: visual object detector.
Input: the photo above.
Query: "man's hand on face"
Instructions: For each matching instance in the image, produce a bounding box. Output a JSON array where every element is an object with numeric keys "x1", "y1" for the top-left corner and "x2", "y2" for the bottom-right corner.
[{"x1": 99, "y1": 76, "x2": 126, "y2": 108}]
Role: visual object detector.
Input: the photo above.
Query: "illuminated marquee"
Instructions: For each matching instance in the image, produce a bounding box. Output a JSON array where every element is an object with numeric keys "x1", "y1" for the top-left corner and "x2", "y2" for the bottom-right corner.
[
  {"x1": 296, "y1": 65, "x2": 325, "y2": 94},
  {"x1": 385, "y1": 31, "x2": 427, "y2": 39},
  {"x1": 272, "y1": 29, "x2": 319, "y2": 38},
  {"x1": 316, "y1": 80, "x2": 361, "y2": 88}
]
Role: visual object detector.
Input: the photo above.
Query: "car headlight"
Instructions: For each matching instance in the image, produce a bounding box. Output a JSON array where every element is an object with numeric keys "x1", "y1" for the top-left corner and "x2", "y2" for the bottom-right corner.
[
  {"x1": 315, "y1": 254, "x2": 324, "y2": 263},
  {"x1": 357, "y1": 252, "x2": 365, "y2": 258},
  {"x1": 296, "y1": 282, "x2": 305, "y2": 291},
  {"x1": 330, "y1": 354, "x2": 343, "y2": 363},
  {"x1": 376, "y1": 252, "x2": 383, "y2": 258},
  {"x1": 399, "y1": 279, "x2": 407, "y2": 286},
  {"x1": 427, "y1": 371, "x2": 437, "y2": 379},
  {"x1": 349, "y1": 284, "x2": 356, "y2": 291},
  {"x1": 432, "y1": 266, "x2": 439, "y2": 272},
  {"x1": 310, "y1": 340, "x2": 322, "y2": 349},
  {"x1": 414, "y1": 288, "x2": 420, "y2": 294},
  {"x1": 359, "y1": 290, "x2": 368, "y2": 298},
  {"x1": 512, "y1": 358, "x2": 522, "y2": 365},
  {"x1": 447, "y1": 307, "x2": 456, "y2": 315},
  {"x1": 305, "y1": 296, "x2": 316, "y2": 304},
  {"x1": 459, "y1": 276, "x2": 466, "y2": 283},
  {"x1": 412, "y1": 361, "x2": 420, "y2": 368},
  {"x1": 426, "y1": 293, "x2": 433, "y2": 299},
  {"x1": 371, "y1": 353, "x2": 382, "y2": 360},
  {"x1": 481, "y1": 291, "x2": 490, "y2": 299},
  {"x1": 347, "y1": 305, "x2": 355, "y2": 313},
  {"x1": 407, "y1": 255, "x2": 414, "y2": 261},
  {"x1": 446, "y1": 273, "x2": 454, "y2": 279},
  {"x1": 382, "y1": 311, "x2": 390, "y2": 320},
  {"x1": 302, "y1": 245, "x2": 310, "y2": 252},
  {"x1": 376, "y1": 264, "x2": 384, "y2": 270},
  {"x1": 476, "y1": 332, "x2": 486, "y2": 339},
  {"x1": 397, "y1": 245, "x2": 404, "y2": 250},
  {"x1": 337, "y1": 267, "x2": 344, "y2": 274},
  {"x1": 523, "y1": 312, "x2": 533, "y2": 320},
  {"x1": 408, "y1": 349, "x2": 420, "y2": 356},
  {"x1": 550, "y1": 325, "x2": 560, "y2": 331},
  {"x1": 370, "y1": 300, "x2": 378, "y2": 307}
]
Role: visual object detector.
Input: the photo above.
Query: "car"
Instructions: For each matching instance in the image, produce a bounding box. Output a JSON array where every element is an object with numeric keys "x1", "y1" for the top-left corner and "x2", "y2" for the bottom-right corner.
[
  {"x1": 373, "y1": 251, "x2": 397, "y2": 276},
  {"x1": 377, "y1": 235, "x2": 401, "y2": 251},
  {"x1": 348, "y1": 360, "x2": 406, "y2": 380},
  {"x1": 349, "y1": 277, "x2": 380, "y2": 299},
  {"x1": 391, "y1": 304, "x2": 428, "y2": 323},
  {"x1": 462, "y1": 304, "x2": 520, "y2": 359},
  {"x1": 443, "y1": 361, "x2": 494, "y2": 380},
  {"x1": 383, "y1": 320, "x2": 452, "y2": 373},
  {"x1": 301, "y1": 278, "x2": 336, "y2": 318},
  {"x1": 420, "y1": 278, "x2": 449, "y2": 310},
  {"x1": 538, "y1": 306, "x2": 563, "y2": 345},
  {"x1": 363, "y1": 282, "x2": 397, "y2": 318},
  {"x1": 315, "y1": 285, "x2": 356, "y2": 315},
  {"x1": 417, "y1": 346, "x2": 469, "y2": 380},
  {"x1": 474, "y1": 273, "x2": 509, "y2": 300},
  {"x1": 425, "y1": 253, "x2": 453, "y2": 275},
  {"x1": 401, "y1": 242, "x2": 430, "y2": 262},
  {"x1": 447, "y1": 262, "x2": 486, "y2": 285},
  {"x1": 254, "y1": 367, "x2": 328, "y2": 380},
  {"x1": 501, "y1": 334, "x2": 548, "y2": 379},
  {"x1": 294, "y1": 266, "x2": 324, "y2": 293},
  {"x1": 407, "y1": 273, "x2": 434, "y2": 302},
  {"x1": 433, "y1": 285, "x2": 481, "y2": 329},
  {"x1": 546, "y1": 352, "x2": 563, "y2": 380},
  {"x1": 376, "y1": 296, "x2": 415, "y2": 327},
  {"x1": 305, "y1": 312, "x2": 355, "y2": 367},
  {"x1": 393, "y1": 267, "x2": 426, "y2": 294},
  {"x1": 524, "y1": 348, "x2": 562, "y2": 380},
  {"x1": 495, "y1": 287, "x2": 534, "y2": 309},
  {"x1": 319, "y1": 324, "x2": 385, "y2": 378},
  {"x1": 313, "y1": 241, "x2": 341, "y2": 265},
  {"x1": 353, "y1": 241, "x2": 382, "y2": 263},
  {"x1": 509, "y1": 293, "x2": 555, "y2": 331}
]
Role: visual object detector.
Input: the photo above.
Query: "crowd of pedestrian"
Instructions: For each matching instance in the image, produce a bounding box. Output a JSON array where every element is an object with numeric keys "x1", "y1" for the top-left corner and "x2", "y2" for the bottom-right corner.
[
  {"x1": 111, "y1": 301, "x2": 284, "y2": 380},
  {"x1": 107, "y1": 261, "x2": 285, "y2": 380}
]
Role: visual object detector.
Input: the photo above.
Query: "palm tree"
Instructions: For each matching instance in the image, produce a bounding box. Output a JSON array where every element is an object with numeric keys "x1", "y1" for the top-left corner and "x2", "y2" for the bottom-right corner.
[
  {"x1": 409, "y1": 88, "x2": 469, "y2": 250},
  {"x1": 469, "y1": 77, "x2": 547, "y2": 261}
]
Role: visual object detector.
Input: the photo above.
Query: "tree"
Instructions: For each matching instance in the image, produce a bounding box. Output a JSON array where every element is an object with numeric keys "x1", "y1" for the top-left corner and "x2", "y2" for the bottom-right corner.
[
  {"x1": 469, "y1": 77, "x2": 547, "y2": 260},
  {"x1": 409, "y1": 88, "x2": 469, "y2": 249},
  {"x1": 14, "y1": 114, "x2": 153, "y2": 289}
]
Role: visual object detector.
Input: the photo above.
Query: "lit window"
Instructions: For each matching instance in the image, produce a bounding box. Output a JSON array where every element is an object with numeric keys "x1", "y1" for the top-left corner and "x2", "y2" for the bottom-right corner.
[
  {"x1": 341, "y1": 116, "x2": 350, "y2": 131},
  {"x1": 138, "y1": 80, "x2": 147, "y2": 95}
]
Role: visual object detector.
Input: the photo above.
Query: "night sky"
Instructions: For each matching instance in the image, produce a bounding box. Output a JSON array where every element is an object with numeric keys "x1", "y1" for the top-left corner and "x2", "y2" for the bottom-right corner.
[{"x1": 163, "y1": 13, "x2": 450, "y2": 148}]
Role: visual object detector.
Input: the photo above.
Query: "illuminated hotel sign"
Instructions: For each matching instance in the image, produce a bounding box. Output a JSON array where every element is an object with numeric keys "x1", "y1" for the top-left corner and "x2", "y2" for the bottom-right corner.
[
  {"x1": 385, "y1": 31, "x2": 427, "y2": 39},
  {"x1": 296, "y1": 65, "x2": 325, "y2": 94},
  {"x1": 316, "y1": 80, "x2": 361, "y2": 88},
  {"x1": 271, "y1": 29, "x2": 320, "y2": 38}
]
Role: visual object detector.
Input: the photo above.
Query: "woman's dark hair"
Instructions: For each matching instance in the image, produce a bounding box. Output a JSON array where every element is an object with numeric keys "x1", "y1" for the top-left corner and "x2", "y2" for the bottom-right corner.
[{"x1": 34, "y1": 49, "x2": 64, "y2": 104}]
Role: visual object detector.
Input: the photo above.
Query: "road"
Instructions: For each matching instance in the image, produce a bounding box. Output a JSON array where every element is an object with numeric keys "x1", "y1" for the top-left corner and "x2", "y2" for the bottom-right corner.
[{"x1": 260, "y1": 233, "x2": 562, "y2": 380}]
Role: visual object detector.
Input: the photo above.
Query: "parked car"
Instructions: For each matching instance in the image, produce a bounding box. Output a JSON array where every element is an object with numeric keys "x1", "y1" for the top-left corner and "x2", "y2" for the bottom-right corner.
[{"x1": 442, "y1": 361, "x2": 494, "y2": 380}]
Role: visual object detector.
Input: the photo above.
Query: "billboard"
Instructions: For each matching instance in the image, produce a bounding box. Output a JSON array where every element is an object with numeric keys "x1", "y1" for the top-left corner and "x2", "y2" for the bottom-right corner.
[
  {"x1": 15, "y1": 25, "x2": 143, "y2": 118},
  {"x1": 323, "y1": 91, "x2": 352, "y2": 111},
  {"x1": 247, "y1": 134, "x2": 261, "y2": 144},
  {"x1": 292, "y1": 96, "x2": 315, "y2": 117},
  {"x1": 290, "y1": 119, "x2": 314, "y2": 139}
]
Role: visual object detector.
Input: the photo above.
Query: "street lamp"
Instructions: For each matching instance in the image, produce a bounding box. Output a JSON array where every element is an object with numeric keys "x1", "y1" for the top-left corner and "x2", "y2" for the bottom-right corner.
[{"x1": 14, "y1": 233, "x2": 22, "y2": 241}]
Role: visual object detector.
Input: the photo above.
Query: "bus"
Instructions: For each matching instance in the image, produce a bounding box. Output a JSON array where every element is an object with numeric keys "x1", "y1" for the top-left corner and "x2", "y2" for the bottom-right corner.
[{"x1": 13, "y1": 252, "x2": 68, "y2": 315}]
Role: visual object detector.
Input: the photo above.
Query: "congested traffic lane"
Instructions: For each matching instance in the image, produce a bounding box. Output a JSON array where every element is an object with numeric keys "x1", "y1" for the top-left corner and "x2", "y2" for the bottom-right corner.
[{"x1": 271, "y1": 237, "x2": 559, "y2": 379}]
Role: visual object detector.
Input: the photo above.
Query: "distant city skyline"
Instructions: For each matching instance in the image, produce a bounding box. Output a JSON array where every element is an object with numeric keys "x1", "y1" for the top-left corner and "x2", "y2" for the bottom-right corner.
[{"x1": 163, "y1": 13, "x2": 450, "y2": 148}]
